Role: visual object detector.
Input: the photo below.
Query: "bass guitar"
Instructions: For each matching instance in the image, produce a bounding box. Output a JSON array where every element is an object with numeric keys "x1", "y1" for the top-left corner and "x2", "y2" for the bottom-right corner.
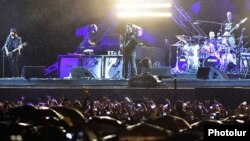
[{"x1": 5, "y1": 42, "x2": 27, "y2": 59}]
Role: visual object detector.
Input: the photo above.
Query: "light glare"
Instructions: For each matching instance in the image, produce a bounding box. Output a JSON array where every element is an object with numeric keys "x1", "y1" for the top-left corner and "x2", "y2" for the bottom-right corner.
[
  {"x1": 117, "y1": 3, "x2": 172, "y2": 9},
  {"x1": 117, "y1": 12, "x2": 172, "y2": 18},
  {"x1": 116, "y1": 0, "x2": 172, "y2": 18}
]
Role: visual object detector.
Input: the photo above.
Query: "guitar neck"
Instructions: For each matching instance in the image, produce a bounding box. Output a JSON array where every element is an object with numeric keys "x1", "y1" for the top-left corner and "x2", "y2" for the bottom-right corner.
[
  {"x1": 229, "y1": 17, "x2": 248, "y2": 34},
  {"x1": 9, "y1": 43, "x2": 25, "y2": 53},
  {"x1": 229, "y1": 26, "x2": 237, "y2": 34},
  {"x1": 11, "y1": 46, "x2": 22, "y2": 53}
]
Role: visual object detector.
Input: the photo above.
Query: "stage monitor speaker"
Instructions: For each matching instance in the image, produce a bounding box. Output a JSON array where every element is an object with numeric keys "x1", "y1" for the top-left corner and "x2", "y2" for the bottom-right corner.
[
  {"x1": 149, "y1": 66, "x2": 172, "y2": 78},
  {"x1": 104, "y1": 56, "x2": 123, "y2": 79},
  {"x1": 82, "y1": 56, "x2": 102, "y2": 78},
  {"x1": 71, "y1": 67, "x2": 95, "y2": 79},
  {"x1": 21, "y1": 66, "x2": 45, "y2": 79},
  {"x1": 58, "y1": 55, "x2": 80, "y2": 78},
  {"x1": 129, "y1": 73, "x2": 162, "y2": 87},
  {"x1": 196, "y1": 67, "x2": 229, "y2": 79}
]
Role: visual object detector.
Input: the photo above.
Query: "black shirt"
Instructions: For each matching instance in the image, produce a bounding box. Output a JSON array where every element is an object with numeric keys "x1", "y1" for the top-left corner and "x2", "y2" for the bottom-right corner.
[{"x1": 4, "y1": 35, "x2": 22, "y2": 51}]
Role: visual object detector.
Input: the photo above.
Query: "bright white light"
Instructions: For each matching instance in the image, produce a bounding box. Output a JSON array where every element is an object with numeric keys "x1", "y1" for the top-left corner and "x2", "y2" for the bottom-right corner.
[
  {"x1": 117, "y1": 3, "x2": 172, "y2": 9},
  {"x1": 116, "y1": 0, "x2": 172, "y2": 18},
  {"x1": 117, "y1": 12, "x2": 172, "y2": 18},
  {"x1": 66, "y1": 133, "x2": 73, "y2": 139}
]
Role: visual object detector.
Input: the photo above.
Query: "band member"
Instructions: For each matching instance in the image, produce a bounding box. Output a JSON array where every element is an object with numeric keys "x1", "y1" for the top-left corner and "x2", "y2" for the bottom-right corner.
[
  {"x1": 75, "y1": 24, "x2": 98, "y2": 54},
  {"x1": 223, "y1": 11, "x2": 239, "y2": 34},
  {"x1": 220, "y1": 11, "x2": 239, "y2": 72},
  {"x1": 204, "y1": 31, "x2": 219, "y2": 54},
  {"x1": 120, "y1": 24, "x2": 142, "y2": 79},
  {"x1": 2, "y1": 28, "x2": 22, "y2": 77},
  {"x1": 199, "y1": 31, "x2": 220, "y2": 69},
  {"x1": 221, "y1": 11, "x2": 238, "y2": 50}
]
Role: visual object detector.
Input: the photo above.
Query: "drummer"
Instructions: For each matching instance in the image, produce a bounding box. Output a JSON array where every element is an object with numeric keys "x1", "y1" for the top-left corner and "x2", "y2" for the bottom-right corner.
[{"x1": 202, "y1": 31, "x2": 220, "y2": 57}]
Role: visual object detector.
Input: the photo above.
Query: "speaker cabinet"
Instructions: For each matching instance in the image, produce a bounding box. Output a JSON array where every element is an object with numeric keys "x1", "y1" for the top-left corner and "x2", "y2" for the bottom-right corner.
[
  {"x1": 197, "y1": 67, "x2": 228, "y2": 79},
  {"x1": 129, "y1": 73, "x2": 161, "y2": 87},
  {"x1": 149, "y1": 66, "x2": 172, "y2": 78},
  {"x1": 104, "y1": 56, "x2": 123, "y2": 79},
  {"x1": 71, "y1": 67, "x2": 95, "y2": 79},
  {"x1": 21, "y1": 66, "x2": 45, "y2": 79},
  {"x1": 58, "y1": 55, "x2": 80, "y2": 78},
  {"x1": 82, "y1": 56, "x2": 102, "y2": 78}
]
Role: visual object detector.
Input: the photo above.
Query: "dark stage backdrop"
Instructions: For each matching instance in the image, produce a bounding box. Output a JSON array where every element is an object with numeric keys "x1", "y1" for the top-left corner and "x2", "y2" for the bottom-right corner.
[{"x1": 0, "y1": 0, "x2": 249, "y2": 77}]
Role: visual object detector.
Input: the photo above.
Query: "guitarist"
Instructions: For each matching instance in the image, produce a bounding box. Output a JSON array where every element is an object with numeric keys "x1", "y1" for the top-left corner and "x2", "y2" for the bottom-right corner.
[
  {"x1": 221, "y1": 11, "x2": 241, "y2": 72},
  {"x1": 222, "y1": 11, "x2": 239, "y2": 51},
  {"x1": 2, "y1": 28, "x2": 22, "y2": 77},
  {"x1": 120, "y1": 24, "x2": 142, "y2": 79}
]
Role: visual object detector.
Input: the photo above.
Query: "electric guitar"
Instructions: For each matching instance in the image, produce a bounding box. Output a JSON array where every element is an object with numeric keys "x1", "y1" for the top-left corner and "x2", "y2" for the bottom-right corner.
[
  {"x1": 5, "y1": 42, "x2": 27, "y2": 59},
  {"x1": 120, "y1": 34, "x2": 144, "y2": 54},
  {"x1": 120, "y1": 36, "x2": 131, "y2": 53},
  {"x1": 224, "y1": 17, "x2": 248, "y2": 36}
]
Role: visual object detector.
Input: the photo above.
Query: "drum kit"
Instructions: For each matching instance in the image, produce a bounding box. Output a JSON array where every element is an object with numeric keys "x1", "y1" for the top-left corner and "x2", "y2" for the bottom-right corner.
[{"x1": 172, "y1": 34, "x2": 245, "y2": 73}]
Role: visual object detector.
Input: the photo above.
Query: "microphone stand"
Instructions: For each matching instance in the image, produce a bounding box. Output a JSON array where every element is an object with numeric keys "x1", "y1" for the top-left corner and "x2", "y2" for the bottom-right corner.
[{"x1": 1, "y1": 47, "x2": 5, "y2": 78}]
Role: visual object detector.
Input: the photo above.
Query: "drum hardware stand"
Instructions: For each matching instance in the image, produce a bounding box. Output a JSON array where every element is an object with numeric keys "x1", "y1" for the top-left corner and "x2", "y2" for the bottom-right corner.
[
  {"x1": 174, "y1": 45, "x2": 181, "y2": 73},
  {"x1": 165, "y1": 39, "x2": 172, "y2": 67},
  {"x1": 237, "y1": 28, "x2": 247, "y2": 78}
]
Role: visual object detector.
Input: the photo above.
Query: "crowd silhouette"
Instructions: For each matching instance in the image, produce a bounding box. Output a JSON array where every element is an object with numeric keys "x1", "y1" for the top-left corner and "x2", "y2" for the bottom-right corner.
[{"x1": 0, "y1": 89, "x2": 250, "y2": 141}]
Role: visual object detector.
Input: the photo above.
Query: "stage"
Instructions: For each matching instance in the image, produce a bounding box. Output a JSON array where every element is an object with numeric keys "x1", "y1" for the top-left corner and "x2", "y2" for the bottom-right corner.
[
  {"x1": 0, "y1": 75, "x2": 250, "y2": 108},
  {"x1": 0, "y1": 74, "x2": 248, "y2": 88}
]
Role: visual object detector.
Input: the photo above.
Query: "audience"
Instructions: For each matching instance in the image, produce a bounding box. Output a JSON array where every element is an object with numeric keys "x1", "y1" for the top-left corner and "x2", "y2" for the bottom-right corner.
[{"x1": 0, "y1": 91, "x2": 249, "y2": 141}]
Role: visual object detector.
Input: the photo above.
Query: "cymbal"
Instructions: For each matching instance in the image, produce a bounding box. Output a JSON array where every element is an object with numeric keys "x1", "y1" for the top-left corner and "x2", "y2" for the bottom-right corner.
[
  {"x1": 171, "y1": 43, "x2": 184, "y2": 47},
  {"x1": 176, "y1": 34, "x2": 190, "y2": 38},
  {"x1": 219, "y1": 35, "x2": 233, "y2": 37},
  {"x1": 176, "y1": 35, "x2": 191, "y2": 41},
  {"x1": 192, "y1": 35, "x2": 207, "y2": 39}
]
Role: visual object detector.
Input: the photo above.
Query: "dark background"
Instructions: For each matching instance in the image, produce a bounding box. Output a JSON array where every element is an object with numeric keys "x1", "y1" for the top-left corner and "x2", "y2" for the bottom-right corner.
[{"x1": 0, "y1": 0, "x2": 249, "y2": 77}]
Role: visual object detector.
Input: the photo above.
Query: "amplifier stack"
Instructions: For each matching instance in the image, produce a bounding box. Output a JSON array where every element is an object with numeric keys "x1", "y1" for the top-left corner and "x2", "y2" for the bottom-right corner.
[{"x1": 58, "y1": 55, "x2": 123, "y2": 79}]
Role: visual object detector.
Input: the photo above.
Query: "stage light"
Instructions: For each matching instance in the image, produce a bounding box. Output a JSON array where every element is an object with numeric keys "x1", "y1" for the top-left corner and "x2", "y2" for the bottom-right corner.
[
  {"x1": 116, "y1": 0, "x2": 172, "y2": 18},
  {"x1": 117, "y1": 3, "x2": 172, "y2": 9},
  {"x1": 117, "y1": 12, "x2": 172, "y2": 18}
]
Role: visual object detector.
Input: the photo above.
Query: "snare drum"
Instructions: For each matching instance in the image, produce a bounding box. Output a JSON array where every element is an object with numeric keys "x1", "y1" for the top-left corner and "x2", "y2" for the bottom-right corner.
[
  {"x1": 203, "y1": 56, "x2": 221, "y2": 69},
  {"x1": 177, "y1": 55, "x2": 188, "y2": 72}
]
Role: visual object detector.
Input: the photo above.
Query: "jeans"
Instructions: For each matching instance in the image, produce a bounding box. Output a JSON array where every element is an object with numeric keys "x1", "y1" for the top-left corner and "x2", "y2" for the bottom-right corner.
[
  {"x1": 7, "y1": 55, "x2": 19, "y2": 77},
  {"x1": 123, "y1": 51, "x2": 137, "y2": 78}
]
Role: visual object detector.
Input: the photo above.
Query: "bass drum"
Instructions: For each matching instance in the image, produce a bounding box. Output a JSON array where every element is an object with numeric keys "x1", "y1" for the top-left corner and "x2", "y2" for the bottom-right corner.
[
  {"x1": 177, "y1": 55, "x2": 188, "y2": 72},
  {"x1": 203, "y1": 56, "x2": 221, "y2": 69}
]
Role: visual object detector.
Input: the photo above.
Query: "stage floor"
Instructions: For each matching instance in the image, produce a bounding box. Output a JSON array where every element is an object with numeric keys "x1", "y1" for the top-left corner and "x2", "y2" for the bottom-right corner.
[
  {"x1": 0, "y1": 76, "x2": 250, "y2": 89},
  {"x1": 1, "y1": 76, "x2": 250, "y2": 108}
]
